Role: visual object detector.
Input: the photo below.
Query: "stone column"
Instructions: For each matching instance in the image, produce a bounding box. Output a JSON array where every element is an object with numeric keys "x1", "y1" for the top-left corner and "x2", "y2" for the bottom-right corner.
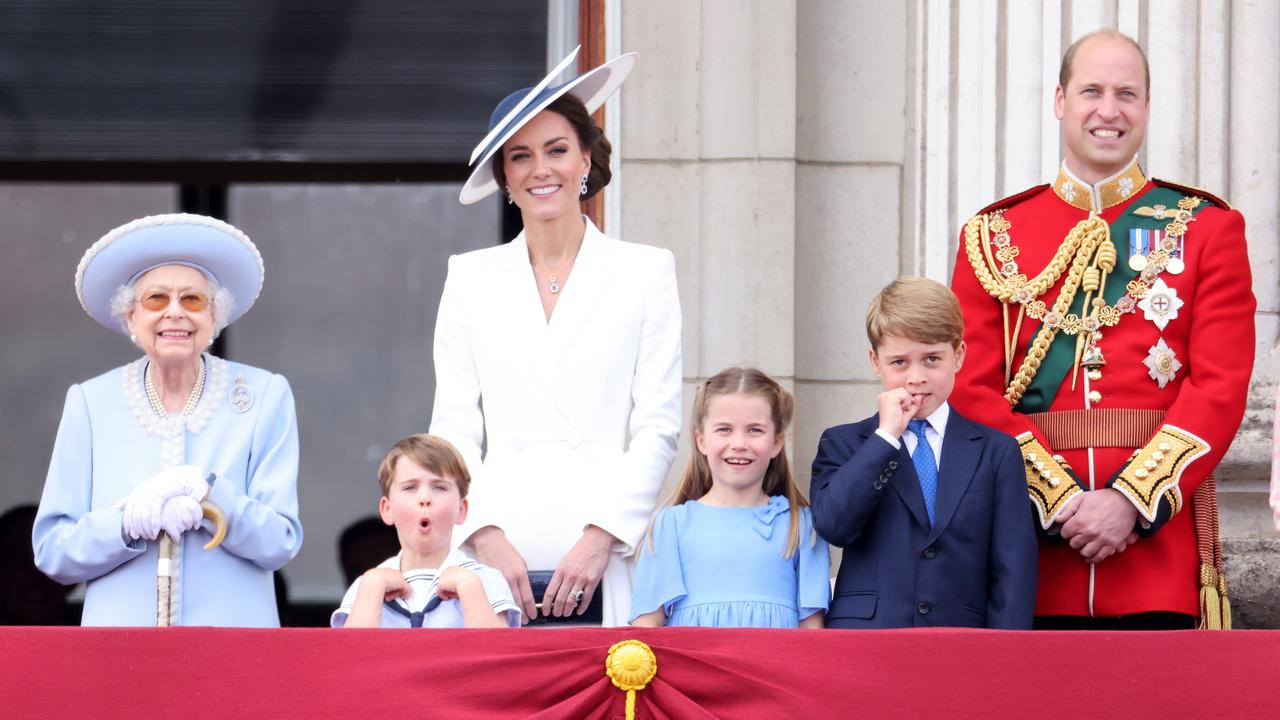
[
  {"x1": 1221, "y1": 0, "x2": 1280, "y2": 626},
  {"x1": 790, "y1": 0, "x2": 909, "y2": 490},
  {"x1": 620, "y1": 0, "x2": 797, "y2": 495}
]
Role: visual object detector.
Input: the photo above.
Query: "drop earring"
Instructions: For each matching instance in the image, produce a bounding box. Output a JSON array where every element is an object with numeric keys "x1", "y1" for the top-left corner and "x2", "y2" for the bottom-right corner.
[
  {"x1": 505, "y1": 186, "x2": 514, "y2": 205},
  {"x1": 579, "y1": 174, "x2": 588, "y2": 196}
]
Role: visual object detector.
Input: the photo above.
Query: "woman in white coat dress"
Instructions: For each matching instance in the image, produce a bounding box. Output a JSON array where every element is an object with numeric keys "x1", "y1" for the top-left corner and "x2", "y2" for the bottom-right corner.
[
  {"x1": 33, "y1": 214, "x2": 302, "y2": 626},
  {"x1": 433, "y1": 48, "x2": 681, "y2": 626}
]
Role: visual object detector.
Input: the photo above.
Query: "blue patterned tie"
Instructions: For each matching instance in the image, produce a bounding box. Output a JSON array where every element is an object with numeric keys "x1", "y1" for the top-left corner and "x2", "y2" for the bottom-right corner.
[{"x1": 908, "y1": 418, "x2": 937, "y2": 526}]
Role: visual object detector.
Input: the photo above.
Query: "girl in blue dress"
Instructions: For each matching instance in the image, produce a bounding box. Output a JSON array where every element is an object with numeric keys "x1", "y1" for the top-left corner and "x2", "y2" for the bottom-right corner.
[{"x1": 630, "y1": 367, "x2": 829, "y2": 628}]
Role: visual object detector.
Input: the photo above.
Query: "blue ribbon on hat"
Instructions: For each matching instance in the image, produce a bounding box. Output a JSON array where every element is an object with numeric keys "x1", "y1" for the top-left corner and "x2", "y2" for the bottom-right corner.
[{"x1": 459, "y1": 47, "x2": 637, "y2": 205}]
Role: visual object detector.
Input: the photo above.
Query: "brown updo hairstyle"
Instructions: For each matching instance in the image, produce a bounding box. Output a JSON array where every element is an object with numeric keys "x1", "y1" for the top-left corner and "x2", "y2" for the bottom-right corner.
[{"x1": 491, "y1": 93, "x2": 613, "y2": 201}]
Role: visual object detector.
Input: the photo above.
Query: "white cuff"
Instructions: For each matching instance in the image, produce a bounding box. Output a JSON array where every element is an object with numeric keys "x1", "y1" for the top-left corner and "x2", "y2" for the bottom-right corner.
[{"x1": 874, "y1": 428, "x2": 901, "y2": 450}]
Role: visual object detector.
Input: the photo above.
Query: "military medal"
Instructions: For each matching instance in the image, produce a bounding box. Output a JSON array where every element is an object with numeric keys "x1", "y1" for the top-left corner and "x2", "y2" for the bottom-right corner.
[
  {"x1": 1137, "y1": 278, "x2": 1183, "y2": 331},
  {"x1": 1128, "y1": 228, "x2": 1162, "y2": 272},
  {"x1": 1133, "y1": 203, "x2": 1195, "y2": 274},
  {"x1": 230, "y1": 376, "x2": 254, "y2": 413},
  {"x1": 1143, "y1": 338, "x2": 1182, "y2": 389},
  {"x1": 1164, "y1": 233, "x2": 1186, "y2": 275}
]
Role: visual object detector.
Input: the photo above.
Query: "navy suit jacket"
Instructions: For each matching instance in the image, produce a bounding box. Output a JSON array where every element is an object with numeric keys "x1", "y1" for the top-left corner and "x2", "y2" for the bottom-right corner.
[{"x1": 810, "y1": 408, "x2": 1037, "y2": 629}]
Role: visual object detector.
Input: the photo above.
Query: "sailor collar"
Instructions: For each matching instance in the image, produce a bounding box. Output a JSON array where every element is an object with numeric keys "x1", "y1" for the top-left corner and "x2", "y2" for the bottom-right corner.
[{"x1": 1052, "y1": 156, "x2": 1149, "y2": 214}]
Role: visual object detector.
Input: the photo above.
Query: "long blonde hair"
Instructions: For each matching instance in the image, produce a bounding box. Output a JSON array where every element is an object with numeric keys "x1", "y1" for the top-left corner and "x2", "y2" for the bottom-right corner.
[{"x1": 656, "y1": 367, "x2": 811, "y2": 558}]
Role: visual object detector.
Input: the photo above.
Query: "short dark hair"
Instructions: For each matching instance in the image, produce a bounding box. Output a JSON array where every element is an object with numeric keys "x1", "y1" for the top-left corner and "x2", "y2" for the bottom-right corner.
[
  {"x1": 491, "y1": 93, "x2": 613, "y2": 200},
  {"x1": 1059, "y1": 29, "x2": 1150, "y2": 94}
]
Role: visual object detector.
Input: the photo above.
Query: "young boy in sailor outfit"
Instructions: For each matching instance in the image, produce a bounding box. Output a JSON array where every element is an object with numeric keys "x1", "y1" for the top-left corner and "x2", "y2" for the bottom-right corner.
[{"x1": 332, "y1": 435, "x2": 520, "y2": 628}]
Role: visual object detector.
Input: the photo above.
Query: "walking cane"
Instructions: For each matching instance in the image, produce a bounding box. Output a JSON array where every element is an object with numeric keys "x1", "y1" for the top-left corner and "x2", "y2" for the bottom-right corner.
[{"x1": 157, "y1": 474, "x2": 229, "y2": 627}]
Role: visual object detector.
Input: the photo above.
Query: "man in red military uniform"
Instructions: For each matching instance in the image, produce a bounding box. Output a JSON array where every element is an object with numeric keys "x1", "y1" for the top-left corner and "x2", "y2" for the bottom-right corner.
[{"x1": 950, "y1": 30, "x2": 1254, "y2": 629}]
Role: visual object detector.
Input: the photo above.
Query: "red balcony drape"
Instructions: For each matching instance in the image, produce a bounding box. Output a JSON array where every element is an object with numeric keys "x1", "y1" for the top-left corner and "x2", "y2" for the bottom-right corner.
[{"x1": 2, "y1": 626, "x2": 1276, "y2": 719}]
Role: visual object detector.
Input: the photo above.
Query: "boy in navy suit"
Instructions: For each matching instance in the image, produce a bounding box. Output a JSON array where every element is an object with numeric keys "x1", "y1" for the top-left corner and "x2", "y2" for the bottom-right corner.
[{"x1": 811, "y1": 277, "x2": 1036, "y2": 628}]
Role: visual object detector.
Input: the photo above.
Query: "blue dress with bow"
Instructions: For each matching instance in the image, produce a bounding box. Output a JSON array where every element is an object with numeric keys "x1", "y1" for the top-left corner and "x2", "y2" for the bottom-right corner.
[{"x1": 629, "y1": 496, "x2": 830, "y2": 628}]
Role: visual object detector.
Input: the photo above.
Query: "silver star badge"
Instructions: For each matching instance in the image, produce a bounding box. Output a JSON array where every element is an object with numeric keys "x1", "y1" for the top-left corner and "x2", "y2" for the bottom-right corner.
[
  {"x1": 1143, "y1": 338, "x2": 1182, "y2": 389},
  {"x1": 1137, "y1": 278, "x2": 1183, "y2": 331}
]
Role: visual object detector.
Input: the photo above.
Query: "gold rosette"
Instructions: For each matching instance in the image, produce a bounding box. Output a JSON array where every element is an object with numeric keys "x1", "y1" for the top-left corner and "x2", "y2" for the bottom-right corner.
[{"x1": 606, "y1": 639, "x2": 657, "y2": 720}]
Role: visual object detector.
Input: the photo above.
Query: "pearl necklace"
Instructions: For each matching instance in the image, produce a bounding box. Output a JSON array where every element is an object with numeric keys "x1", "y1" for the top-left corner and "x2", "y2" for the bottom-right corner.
[{"x1": 145, "y1": 357, "x2": 206, "y2": 417}]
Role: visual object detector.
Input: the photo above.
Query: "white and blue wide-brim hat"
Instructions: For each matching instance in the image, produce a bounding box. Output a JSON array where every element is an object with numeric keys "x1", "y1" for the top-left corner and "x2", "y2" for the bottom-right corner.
[
  {"x1": 459, "y1": 45, "x2": 637, "y2": 205},
  {"x1": 75, "y1": 213, "x2": 265, "y2": 334}
]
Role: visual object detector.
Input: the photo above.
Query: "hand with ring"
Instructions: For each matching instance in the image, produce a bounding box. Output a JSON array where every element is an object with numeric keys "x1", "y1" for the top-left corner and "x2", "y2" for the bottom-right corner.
[{"x1": 542, "y1": 525, "x2": 614, "y2": 617}]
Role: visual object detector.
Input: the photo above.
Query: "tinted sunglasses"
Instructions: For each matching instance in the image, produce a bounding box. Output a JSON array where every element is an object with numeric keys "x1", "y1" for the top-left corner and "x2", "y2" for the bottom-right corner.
[{"x1": 137, "y1": 290, "x2": 210, "y2": 313}]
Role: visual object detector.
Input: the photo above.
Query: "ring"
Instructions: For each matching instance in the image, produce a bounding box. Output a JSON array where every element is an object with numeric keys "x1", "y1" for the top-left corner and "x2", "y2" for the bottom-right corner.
[{"x1": 572, "y1": 589, "x2": 585, "y2": 603}]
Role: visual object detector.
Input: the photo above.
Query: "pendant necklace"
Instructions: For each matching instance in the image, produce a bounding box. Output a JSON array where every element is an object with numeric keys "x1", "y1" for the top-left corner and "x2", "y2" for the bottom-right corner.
[{"x1": 542, "y1": 248, "x2": 578, "y2": 295}]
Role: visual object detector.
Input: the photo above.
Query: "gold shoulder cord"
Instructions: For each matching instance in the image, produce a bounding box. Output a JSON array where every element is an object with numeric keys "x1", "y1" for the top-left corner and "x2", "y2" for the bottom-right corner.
[
  {"x1": 964, "y1": 197, "x2": 1199, "y2": 407},
  {"x1": 963, "y1": 212, "x2": 1109, "y2": 405}
]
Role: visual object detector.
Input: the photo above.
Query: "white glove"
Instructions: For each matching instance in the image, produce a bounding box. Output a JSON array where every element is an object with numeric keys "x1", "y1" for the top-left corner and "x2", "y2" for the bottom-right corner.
[
  {"x1": 118, "y1": 466, "x2": 204, "y2": 541},
  {"x1": 121, "y1": 494, "x2": 164, "y2": 541},
  {"x1": 167, "y1": 465, "x2": 210, "y2": 501},
  {"x1": 160, "y1": 495, "x2": 204, "y2": 541}
]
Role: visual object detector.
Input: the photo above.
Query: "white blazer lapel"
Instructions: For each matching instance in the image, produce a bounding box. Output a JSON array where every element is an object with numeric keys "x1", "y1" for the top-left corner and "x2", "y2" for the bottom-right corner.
[
  {"x1": 545, "y1": 218, "x2": 619, "y2": 360},
  {"x1": 500, "y1": 232, "x2": 582, "y2": 432},
  {"x1": 499, "y1": 233, "x2": 548, "y2": 339}
]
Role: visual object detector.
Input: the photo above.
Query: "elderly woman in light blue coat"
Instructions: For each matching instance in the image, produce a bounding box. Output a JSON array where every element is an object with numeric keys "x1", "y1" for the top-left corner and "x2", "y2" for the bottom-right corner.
[{"x1": 33, "y1": 214, "x2": 302, "y2": 626}]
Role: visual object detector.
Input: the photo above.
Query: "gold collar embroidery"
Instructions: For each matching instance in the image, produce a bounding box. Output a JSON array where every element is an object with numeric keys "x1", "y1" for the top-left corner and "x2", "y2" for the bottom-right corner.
[{"x1": 1052, "y1": 157, "x2": 1148, "y2": 213}]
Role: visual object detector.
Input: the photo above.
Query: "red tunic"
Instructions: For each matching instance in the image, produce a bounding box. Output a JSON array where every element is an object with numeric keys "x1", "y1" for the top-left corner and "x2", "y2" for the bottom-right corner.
[{"x1": 950, "y1": 167, "x2": 1255, "y2": 618}]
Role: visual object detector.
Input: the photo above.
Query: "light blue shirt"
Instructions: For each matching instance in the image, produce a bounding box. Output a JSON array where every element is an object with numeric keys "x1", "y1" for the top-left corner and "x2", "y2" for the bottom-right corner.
[{"x1": 33, "y1": 355, "x2": 303, "y2": 627}]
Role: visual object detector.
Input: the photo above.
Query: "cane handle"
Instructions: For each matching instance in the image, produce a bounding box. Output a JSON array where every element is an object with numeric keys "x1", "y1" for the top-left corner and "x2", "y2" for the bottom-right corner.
[{"x1": 201, "y1": 501, "x2": 228, "y2": 551}]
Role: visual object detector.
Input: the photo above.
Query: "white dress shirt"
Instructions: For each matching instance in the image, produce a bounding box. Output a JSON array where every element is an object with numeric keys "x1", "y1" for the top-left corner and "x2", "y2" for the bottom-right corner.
[{"x1": 874, "y1": 401, "x2": 949, "y2": 468}]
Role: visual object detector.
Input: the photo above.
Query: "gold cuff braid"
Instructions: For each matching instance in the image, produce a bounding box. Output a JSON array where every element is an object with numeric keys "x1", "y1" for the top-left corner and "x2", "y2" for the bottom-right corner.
[
  {"x1": 1016, "y1": 432, "x2": 1083, "y2": 530},
  {"x1": 1110, "y1": 425, "x2": 1208, "y2": 523}
]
